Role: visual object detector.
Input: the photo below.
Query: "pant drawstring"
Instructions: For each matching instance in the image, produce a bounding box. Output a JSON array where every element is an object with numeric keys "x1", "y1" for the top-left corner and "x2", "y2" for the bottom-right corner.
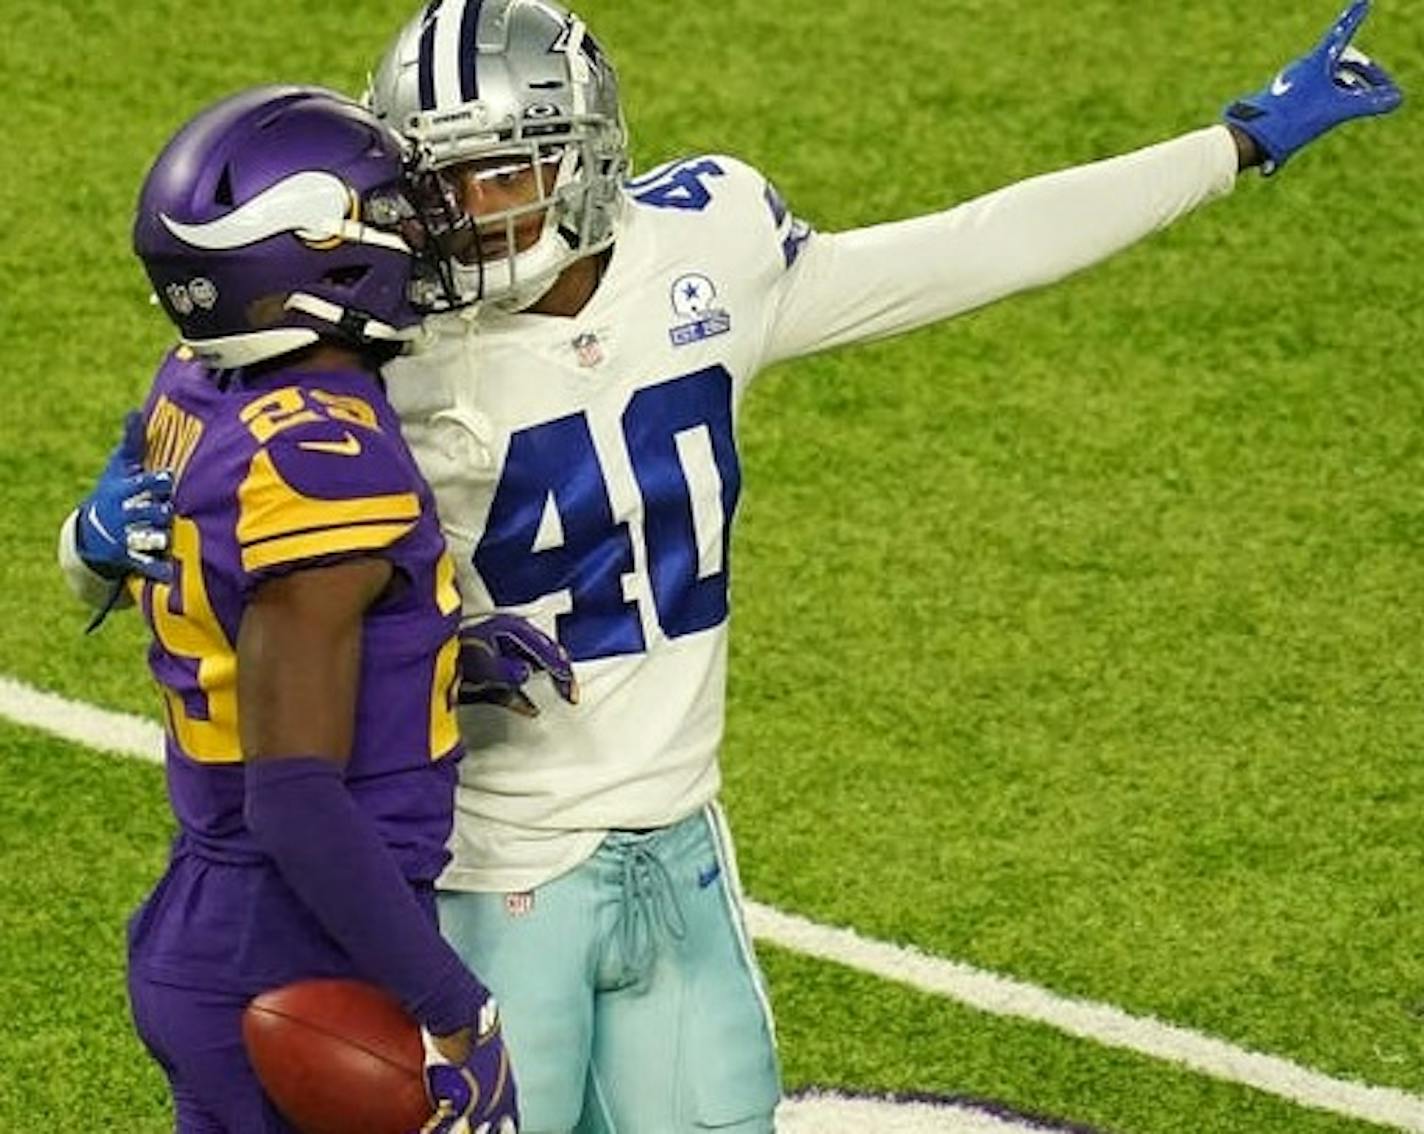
[{"x1": 613, "y1": 842, "x2": 688, "y2": 989}]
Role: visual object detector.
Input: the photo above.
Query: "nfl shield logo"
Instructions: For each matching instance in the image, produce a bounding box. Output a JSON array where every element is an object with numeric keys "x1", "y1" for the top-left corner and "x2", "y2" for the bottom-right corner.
[{"x1": 572, "y1": 332, "x2": 604, "y2": 368}]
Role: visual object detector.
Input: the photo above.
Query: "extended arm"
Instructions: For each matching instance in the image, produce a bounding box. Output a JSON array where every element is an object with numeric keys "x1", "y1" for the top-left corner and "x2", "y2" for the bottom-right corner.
[{"x1": 766, "y1": 126, "x2": 1239, "y2": 364}]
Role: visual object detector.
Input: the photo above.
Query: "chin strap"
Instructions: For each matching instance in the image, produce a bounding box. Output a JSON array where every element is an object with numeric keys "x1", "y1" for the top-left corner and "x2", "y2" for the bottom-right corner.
[{"x1": 284, "y1": 292, "x2": 416, "y2": 344}]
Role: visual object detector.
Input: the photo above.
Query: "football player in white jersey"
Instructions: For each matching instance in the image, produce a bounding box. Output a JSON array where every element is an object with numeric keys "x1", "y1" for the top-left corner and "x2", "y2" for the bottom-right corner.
[{"x1": 63, "y1": 1, "x2": 1400, "y2": 1130}]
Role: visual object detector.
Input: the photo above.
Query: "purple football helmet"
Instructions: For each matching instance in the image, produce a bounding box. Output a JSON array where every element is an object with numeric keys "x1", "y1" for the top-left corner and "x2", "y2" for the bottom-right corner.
[{"x1": 133, "y1": 85, "x2": 453, "y2": 367}]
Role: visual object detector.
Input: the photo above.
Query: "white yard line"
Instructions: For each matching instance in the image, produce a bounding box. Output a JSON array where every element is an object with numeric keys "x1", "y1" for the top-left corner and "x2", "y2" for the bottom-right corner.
[
  {"x1": 0, "y1": 674, "x2": 165, "y2": 757},
  {"x1": 4, "y1": 672, "x2": 1423, "y2": 1132},
  {"x1": 748, "y1": 904, "x2": 1424, "y2": 1132},
  {"x1": 779, "y1": 1091, "x2": 1091, "y2": 1133}
]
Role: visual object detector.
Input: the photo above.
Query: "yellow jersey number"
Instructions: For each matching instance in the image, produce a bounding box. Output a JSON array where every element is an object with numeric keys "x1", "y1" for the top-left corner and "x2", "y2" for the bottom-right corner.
[
  {"x1": 130, "y1": 515, "x2": 240, "y2": 762},
  {"x1": 238, "y1": 386, "x2": 380, "y2": 444}
]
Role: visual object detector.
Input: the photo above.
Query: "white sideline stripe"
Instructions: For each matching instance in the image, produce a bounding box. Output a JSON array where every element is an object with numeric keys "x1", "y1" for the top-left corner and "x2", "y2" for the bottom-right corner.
[
  {"x1": 0, "y1": 675, "x2": 164, "y2": 760},
  {"x1": 744, "y1": 907, "x2": 1424, "y2": 1131},
  {"x1": 779, "y1": 1093, "x2": 1056, "y2": 1133},
  {"x1": 4, "y1": 674, "x2": 1424, "y2": 1133}
]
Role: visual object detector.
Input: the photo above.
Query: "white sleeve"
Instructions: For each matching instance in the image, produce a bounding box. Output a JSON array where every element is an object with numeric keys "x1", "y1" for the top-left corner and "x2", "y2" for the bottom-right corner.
[
  {"x1": 58, "y1": 509, "x2": 134, "y2": 610},
  {"x1": 764, "y1": 125, "x2": 1239, "y2": 366}
]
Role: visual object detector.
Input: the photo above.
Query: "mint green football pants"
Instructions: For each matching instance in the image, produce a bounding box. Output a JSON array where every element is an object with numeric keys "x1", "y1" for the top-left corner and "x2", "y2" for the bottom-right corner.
[{"x1": 437, "y1": 804, "x2": 781, "y2": 1133}]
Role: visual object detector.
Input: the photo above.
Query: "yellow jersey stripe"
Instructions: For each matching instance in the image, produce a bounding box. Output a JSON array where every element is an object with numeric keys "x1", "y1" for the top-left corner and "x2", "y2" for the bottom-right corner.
[
  {"x1": 237, "y1": 448, "x2": 420, "y2": 548},
  {"x1": 429, "y1": 632, "x2": 461, "y2": 760},
  {"x1": 240, "y1": 521, "x2": 418, "y2": 572},
  {"x1": 434, "y1": 551, "x2": 461, "y2": 616}
]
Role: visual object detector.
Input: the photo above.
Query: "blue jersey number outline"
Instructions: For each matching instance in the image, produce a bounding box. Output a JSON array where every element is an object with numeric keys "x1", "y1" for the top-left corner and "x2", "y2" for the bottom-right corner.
[
  {"x1": 473, "y1": 365, "x2": 741, "y2": 661},
  {"x1": 627, "y1": 158, "x2": 726, "y2": 212}
]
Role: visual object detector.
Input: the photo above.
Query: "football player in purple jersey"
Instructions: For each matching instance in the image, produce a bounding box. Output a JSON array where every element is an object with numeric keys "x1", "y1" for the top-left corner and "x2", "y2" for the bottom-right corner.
[{"x1": 69, "y1": 85, "x2": 546, "y2": 1133}]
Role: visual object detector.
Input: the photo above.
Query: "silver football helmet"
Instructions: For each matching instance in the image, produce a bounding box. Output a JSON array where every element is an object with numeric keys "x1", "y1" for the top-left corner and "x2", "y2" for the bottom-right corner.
[{"x1": 366, "y1": 0, "x2": 628, "y2": 311}]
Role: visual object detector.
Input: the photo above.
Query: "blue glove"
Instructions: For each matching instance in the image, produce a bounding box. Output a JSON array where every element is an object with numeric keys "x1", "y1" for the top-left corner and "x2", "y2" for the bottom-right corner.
[
  {"x1": 458, "y1": 614, "x2": 578, "y2": 717},
  {"x1": 418, "y1": 1001, "x2": 519, "y2": 1134},
  {"x1": 1224, "y1": 0, "x2": 1402, "y2": 175},
  {"x1": 74, "y1": 411, "x2": 175, "y2": 583}
]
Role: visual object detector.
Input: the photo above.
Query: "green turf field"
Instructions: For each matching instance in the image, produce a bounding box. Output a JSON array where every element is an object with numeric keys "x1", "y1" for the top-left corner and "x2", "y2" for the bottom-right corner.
[{"x1": 2, "y1": 0, "x2": 1421, "y2": 1131}]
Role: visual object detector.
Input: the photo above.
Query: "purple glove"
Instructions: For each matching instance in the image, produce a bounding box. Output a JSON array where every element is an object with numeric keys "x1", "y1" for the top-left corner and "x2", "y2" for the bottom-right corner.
[
  {"x1": 458, "y1": 615, "x2": 578, "y2": 717},
  {"x1": 418, "y1": 1001, "x2": 518, "y2": 1134}
]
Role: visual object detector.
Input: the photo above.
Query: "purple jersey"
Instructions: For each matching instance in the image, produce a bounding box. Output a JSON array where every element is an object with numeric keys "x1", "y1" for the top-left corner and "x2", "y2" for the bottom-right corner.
[{"x1": 128, "y1": 348, "x2": 462, "y2": 882}]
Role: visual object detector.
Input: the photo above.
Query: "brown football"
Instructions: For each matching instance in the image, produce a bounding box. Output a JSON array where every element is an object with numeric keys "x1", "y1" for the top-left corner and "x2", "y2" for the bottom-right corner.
[{"x1": 242, "y1": 978, "x2": 428, "y2": 1134}]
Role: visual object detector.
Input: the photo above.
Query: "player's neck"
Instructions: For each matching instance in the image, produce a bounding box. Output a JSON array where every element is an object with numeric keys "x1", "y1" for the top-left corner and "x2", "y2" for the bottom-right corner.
[
  {"x1": 258, "y1": 342, "x2": 376, "y2": 376},
  {"x1": 521, "y1": 249, "x2": 610, "y2": 318}
]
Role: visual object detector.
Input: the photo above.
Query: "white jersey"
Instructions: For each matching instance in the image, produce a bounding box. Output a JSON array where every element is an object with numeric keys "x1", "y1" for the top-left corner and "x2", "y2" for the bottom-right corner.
[{"x1": 381, "y1": 127, "x2": 1238, "y2": 892}]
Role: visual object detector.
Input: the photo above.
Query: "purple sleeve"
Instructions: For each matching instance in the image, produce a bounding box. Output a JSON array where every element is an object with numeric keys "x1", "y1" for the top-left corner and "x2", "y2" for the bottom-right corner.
[
  {"x1": 233, "y1": 421, "x2": 423, "y2": 591},
  {"x1": 244, "y1": 756, "x2": 486, "y2": 1036}
]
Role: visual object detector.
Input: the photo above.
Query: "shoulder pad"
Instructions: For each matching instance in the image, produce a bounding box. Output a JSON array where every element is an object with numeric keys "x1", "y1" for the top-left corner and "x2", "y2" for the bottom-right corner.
[{"x1": 231, "y1": 385, "x2": 421, "y2": 575}]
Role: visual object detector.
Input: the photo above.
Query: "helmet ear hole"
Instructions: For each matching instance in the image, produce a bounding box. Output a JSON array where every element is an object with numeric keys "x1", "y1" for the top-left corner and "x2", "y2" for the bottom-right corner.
[
  {"x1": 322, "y1": 265, "x2": 372, "y2": 291},
  {"x1": 215, "y1": 166, "x2": 235, "y2": 207},
  {"x1": 246, "y1": 294, "x2": 289, "y2": 329}
]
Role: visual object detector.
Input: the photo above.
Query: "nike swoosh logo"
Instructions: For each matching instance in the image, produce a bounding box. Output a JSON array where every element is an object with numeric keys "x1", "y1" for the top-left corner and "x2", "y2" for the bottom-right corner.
[
  {"x1": 1271, "y1": 73, "x2": 1293, "y2": 96},
  {"x1": 297, "y1": 431, "x2": 362, "y2": 457},
  {"x1": 85, "y1": 506, "x2": 116, "y2": 544}
]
